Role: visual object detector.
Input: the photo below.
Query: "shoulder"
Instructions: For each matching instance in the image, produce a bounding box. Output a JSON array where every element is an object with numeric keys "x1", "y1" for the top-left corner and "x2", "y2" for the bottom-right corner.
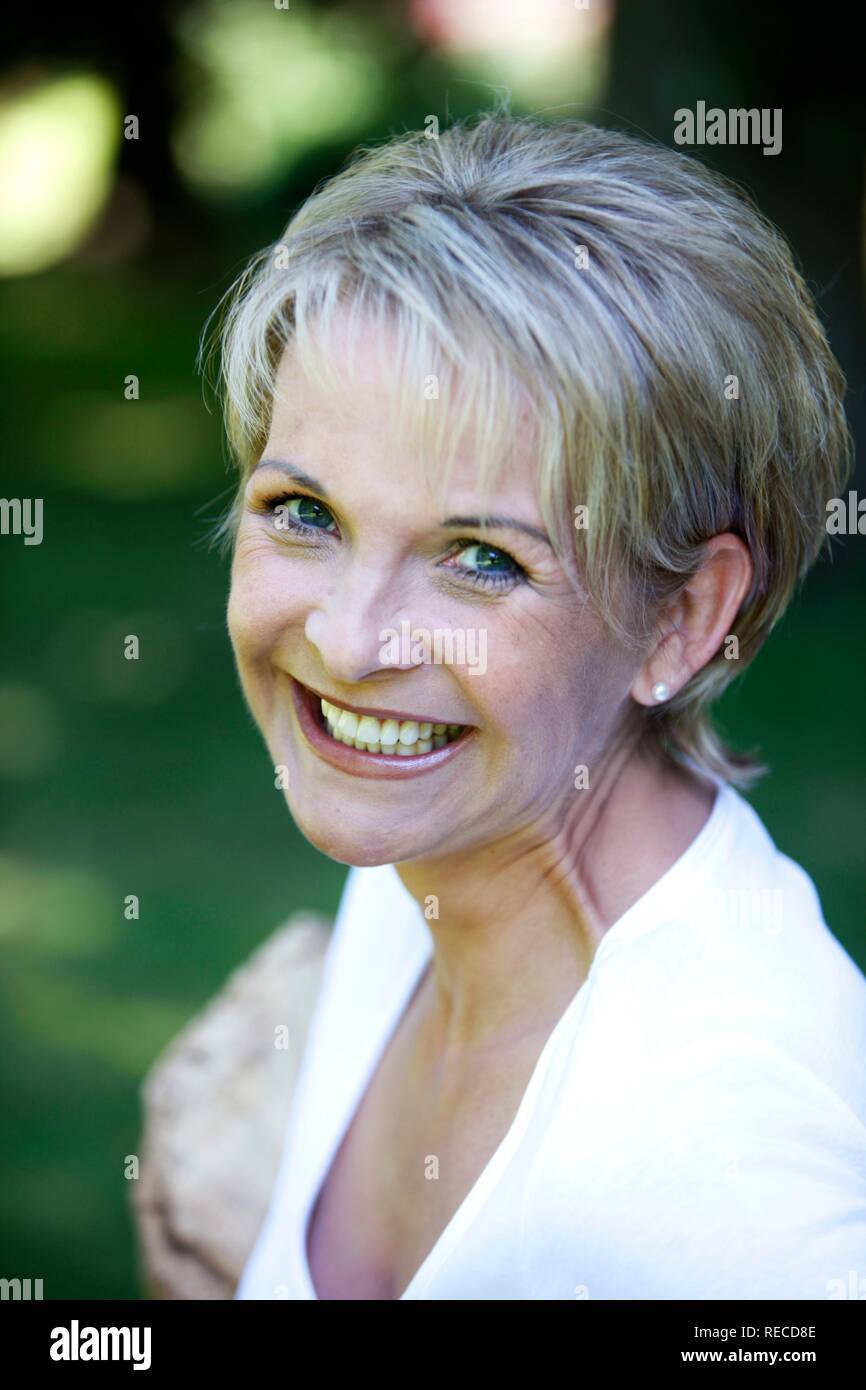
[
  {"x1": 524, "y1": 1019, "x2": 866, "y2": 1297},
  {"x1": 520, "y1": 789, "x2": 866, "y2": 1297},
  {"x1": 594, "y1": 784, "x2": 866, "y2": 1122}
]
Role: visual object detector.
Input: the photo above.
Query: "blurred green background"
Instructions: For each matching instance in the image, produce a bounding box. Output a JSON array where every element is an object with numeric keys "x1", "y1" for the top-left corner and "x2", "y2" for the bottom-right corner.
[{"x1": 1, "y1": 0, "x2": 864, "y2": 1298}]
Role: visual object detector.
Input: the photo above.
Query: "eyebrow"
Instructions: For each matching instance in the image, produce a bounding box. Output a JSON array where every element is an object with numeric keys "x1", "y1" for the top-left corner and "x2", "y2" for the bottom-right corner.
[
  {"x1": 254, "y1": 457, "x2": 553, "y2": 548},
  {"x1": 254, "y1": 458, "x2": 332, "y2": 499},
  {"x1": 439, "y1": 515, "x2": 552, "y2": 548}
]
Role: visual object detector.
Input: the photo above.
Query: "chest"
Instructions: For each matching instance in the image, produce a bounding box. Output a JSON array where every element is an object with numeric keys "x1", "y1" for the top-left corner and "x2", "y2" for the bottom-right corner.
[{"x1": 304, "y1": 1026, "x2": 543, "y2": 1300}]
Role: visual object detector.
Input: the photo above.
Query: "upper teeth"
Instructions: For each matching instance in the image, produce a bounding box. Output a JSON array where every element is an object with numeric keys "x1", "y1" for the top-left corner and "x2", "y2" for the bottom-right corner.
[{"x1": 320, "y1": 698, "x2": 463, "y2": 755}]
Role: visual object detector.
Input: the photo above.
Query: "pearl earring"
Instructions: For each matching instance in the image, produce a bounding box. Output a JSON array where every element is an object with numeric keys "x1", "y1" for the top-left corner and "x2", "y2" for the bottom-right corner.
[{"x1": 651, "y1": 681, "x2": 670, "y2": 703}]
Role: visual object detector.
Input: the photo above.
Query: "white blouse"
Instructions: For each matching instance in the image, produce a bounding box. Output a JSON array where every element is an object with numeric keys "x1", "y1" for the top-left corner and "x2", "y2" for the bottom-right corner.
[{"x1": 235, "y1": 780, "x2": 866, "y2": 1299}]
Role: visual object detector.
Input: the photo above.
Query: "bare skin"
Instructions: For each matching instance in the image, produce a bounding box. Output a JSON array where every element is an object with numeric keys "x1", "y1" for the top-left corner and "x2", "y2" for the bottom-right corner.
[
  {"x1": 304, "y1": 746, "x2": 716, "y2": 1299},
  {"x1": 228, "y1": 318, "x2": 752, "y2": 1300},
  {"x1": 305, "y1": 956, "x2": 551, "y2": 1301}
]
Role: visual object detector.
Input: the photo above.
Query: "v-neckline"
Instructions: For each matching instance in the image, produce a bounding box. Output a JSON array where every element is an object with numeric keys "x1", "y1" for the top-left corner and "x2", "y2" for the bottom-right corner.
[
  {"x1": 296, "y1": 778, "x2": 731, "y2": 1300},
  {"x1": 297, "y1": 932, "x2": 593, "y2": 1301}
]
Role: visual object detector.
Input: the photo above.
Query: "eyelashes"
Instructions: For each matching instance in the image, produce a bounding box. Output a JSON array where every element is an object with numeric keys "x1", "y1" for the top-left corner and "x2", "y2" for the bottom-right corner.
[
  {"x1": 444, "y1": 542, "x2": 526, "y2": 592},
  {"x1": 263, "y1": 492, "x2": 337, "y2": 538},
  {"x1": 254, "y1": 489, "x2": 527, "y2": 593}
]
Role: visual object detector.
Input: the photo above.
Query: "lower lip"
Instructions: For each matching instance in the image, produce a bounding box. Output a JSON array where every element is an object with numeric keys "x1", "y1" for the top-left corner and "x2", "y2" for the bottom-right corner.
[{"x1": 287, "y1": 676, "x2": 476, "y2": 780}]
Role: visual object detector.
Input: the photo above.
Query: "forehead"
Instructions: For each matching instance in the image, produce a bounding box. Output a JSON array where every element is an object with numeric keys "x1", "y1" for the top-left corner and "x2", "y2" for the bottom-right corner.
[{"x1": 266, "y1": 321, "x2": 540, "y2": 507}]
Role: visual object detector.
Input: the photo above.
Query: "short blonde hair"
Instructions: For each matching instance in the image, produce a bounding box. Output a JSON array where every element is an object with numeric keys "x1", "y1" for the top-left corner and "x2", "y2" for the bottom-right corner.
[{"x1": 201, "y1": 110, "x2": 852, "y2": 788}]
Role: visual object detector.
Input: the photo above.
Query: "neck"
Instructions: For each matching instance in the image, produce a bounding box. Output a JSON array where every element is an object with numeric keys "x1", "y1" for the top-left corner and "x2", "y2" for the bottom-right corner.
[{"x1": 395, "y1": 731, "x2": 716, "y2": 1057}]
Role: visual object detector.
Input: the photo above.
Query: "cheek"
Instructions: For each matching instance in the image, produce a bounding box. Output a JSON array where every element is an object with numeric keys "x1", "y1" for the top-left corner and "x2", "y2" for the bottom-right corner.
[
  {"x1": 227, "y1": 542, "x2": 300, "y2": 662},
  {"x1": 226, "y1": 572, "x2": 270, "y2": 665},
  {"x1": 226, "y1": 551, "x2": 298, "y2": 734},
  {"x1": 482, "y1": 603, "x2": 632, "y2": 753}
]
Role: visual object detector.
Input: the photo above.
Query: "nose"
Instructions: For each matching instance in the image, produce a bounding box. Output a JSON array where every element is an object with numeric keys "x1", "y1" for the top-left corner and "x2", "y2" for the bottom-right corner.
[{"x1": 302, "y1": 565, "x2": 423, "y2": 686}]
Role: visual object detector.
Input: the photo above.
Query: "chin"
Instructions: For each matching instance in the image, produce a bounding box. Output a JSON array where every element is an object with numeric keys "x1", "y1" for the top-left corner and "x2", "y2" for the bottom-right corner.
[{"x1": 283, "y1": 795, "x2": 421, "y2": 868}]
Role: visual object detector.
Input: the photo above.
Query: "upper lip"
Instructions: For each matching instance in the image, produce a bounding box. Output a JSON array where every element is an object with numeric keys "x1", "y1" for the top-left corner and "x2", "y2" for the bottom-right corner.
[{"x1": 292, "y1": 675, "x2": 467, "y2": 727}]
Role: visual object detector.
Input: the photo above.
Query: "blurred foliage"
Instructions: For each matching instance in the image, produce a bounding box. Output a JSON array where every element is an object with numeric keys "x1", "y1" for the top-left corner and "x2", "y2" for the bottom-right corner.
[{"x1": 0, "y1": 0, "x2": 864, "y2": 1298}]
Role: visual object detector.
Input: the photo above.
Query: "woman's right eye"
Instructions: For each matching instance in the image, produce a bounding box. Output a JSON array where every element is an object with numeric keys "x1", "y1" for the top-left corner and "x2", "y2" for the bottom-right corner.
[{"x1": 260, "y1": 491, "x2": 339, "y2": 537}]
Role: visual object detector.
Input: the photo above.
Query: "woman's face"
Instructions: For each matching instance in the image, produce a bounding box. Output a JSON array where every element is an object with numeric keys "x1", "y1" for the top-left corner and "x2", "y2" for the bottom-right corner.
[{"x1": 228, "y1": 325, "x2": 642, "y2": 867}]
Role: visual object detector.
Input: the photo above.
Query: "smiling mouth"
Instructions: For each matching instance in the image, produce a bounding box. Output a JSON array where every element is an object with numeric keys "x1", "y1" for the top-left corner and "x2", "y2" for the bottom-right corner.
[
  {"x1": 314, "y1": 692, "x2": 466, "y2": 755},
  {"x1": 288, "y1": 677, "x2": 475, "y2": 776},
  {"x1": 289, "y1": 675, "x2": 467, "y2": 756}
]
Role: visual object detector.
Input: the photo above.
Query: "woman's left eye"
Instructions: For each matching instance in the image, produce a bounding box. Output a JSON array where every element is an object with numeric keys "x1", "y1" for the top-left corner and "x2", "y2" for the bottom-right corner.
[
  {"x1": 445, "y1": 542, "x2": 526, "y2": 590},
  {"x1": 263, "y1": 492, "x2": 338, "y2": 536}
]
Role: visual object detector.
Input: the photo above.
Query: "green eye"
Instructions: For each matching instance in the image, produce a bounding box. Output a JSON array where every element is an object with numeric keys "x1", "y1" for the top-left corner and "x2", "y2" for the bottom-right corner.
[
  {"x1": 268, "y1": 493, "x2": 336, "y2": 534},
  {"x1": 290, "y1": 496, "x2": 333, "y2": 529},
  {"x1": 447, "y1": 540, "x2": 526, "y2": 592},
  {"x1": 459, "y1": 543, "x2": 516, "y2": 573}
]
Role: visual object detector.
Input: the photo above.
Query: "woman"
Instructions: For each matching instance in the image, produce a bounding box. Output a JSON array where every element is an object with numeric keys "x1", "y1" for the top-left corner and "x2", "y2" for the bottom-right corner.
[{"x1": 204, "y1": 112, "x2": 866, "y2": 1299}]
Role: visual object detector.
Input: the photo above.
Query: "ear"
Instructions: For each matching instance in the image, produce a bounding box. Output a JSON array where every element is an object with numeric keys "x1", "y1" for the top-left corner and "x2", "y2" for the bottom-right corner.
[{"x1": 631, "y1": 534, "x2": 753, "y2": 707}]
